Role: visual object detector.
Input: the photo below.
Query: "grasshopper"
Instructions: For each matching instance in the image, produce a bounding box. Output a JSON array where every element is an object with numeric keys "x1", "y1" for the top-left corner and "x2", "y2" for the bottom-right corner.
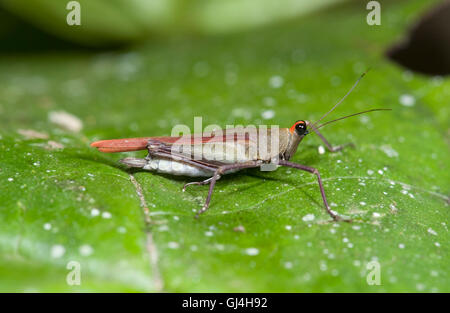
[{"x1": 91, "y1": 72, "x2": 389, "y2": 222}]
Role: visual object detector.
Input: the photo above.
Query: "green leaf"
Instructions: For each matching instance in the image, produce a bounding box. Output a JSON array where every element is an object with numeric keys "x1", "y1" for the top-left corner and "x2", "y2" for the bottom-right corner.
[{"x1": 0, "y1": 0, "x2": 448, "y2": 292}]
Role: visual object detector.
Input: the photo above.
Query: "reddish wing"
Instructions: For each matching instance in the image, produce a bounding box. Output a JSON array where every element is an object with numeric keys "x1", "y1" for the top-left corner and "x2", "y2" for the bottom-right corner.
[
  {"x1": 91, "y1": 137, "x2": 151, "y2": 152},
  {"x1": 91, "y1": 130, "x2": 253, "y2": 153}
]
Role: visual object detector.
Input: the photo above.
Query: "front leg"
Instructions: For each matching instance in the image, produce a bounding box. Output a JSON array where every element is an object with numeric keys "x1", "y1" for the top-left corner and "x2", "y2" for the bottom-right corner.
[
  {"x1": 196, "y1": 161, "x2": 262, "y2": 218},
  {"x1": 307, "y1": 122, "x2": 354, "y2": 152},
  {"x1": 278, "y1": 160, "x2": 351, "y2": 222}
]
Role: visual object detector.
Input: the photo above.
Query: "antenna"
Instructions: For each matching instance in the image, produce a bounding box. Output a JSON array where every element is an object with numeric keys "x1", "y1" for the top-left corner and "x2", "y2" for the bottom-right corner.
[
  {"x1": 311, "y1": 69, "x2": 370, "y2": 128},
  {"x1": 314, "y1": 108, "x2": 391, "y2": 130}
]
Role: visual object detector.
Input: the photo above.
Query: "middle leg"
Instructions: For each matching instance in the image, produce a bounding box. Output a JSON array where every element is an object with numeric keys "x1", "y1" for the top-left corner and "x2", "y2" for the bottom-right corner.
[
  {"x1": 182, "y1": 175, "x2": 221, "y2": 192},
  {"x1": 195, "y1": 161, "x2": 263, "y2": 218},
  {"x1": 307, "y1": 122, "x2": 354, "y2": 152}
]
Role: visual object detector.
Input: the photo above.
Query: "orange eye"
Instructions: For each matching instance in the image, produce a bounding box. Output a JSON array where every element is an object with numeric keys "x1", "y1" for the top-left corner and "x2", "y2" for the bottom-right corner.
[{"x1": 290, "y1": 120, "x2": 307, "y2": 135}]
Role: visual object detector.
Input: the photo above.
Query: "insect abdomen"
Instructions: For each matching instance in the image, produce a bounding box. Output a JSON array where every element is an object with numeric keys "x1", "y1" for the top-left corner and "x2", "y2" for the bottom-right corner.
[{"x1": 143, "y1": 158, "x2": 213, "y2": 177}]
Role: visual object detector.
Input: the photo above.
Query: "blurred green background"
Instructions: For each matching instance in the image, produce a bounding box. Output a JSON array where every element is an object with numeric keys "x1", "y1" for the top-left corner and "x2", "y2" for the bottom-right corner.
[{"x1": 0, "y1": 0, "x2": 448, "y2": 292}]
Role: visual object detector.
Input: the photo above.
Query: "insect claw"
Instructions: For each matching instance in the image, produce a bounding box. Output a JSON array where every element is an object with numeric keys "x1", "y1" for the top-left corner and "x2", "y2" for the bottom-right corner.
[
  {"x1": 329, "y1": 142, "x2": 355, "y2": 153},
  {"x1": 195, "y1": 206, "x2": 208, "y2": 218},
  {"x1": 343, "y1": 142, "x2": 356, "y2": 150},
  {"x1": 332, "y1": 214, "x2": 352, "y2": 223},
  {"x1": 194, "y1": 210, "x2": 203, "y2": 219}
]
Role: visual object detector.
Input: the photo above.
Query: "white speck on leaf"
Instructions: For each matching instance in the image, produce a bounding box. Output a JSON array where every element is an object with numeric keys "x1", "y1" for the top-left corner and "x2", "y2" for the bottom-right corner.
[
  {"x1": 360, "y1": 115, "x2": 370, "y2": 124},
  {"x1": 302, "y1": 214, "x2": 315, "y2": 222},
  {"x1": 43, "y1": 223, "x2": 52, "y2": 231},
  {"x1": 50, "y1": 245, "x2": 65, "y2": 258},
  {"x1": 261, "y1": 109, "x2": 275, "y2": 120},
  {"x1": 389, "y1": 204, "x2": 398, "y2": 213},
  {"x1": 79, "y1": 244, "x2": 93, "y2": 256},
  {"x1": 284, "y1": 262, "x2": 293, "y2": 269},
  {"x1": 401, "y1": 184, "x2": 411, "y2": 190},
  {"x1": 318, "y1": 146, "x2": 325, "y2": 155},
  {"x1": 399, "y1": 94, "x2": 416, "y2": 107},
  {"x1": 158, "y1": 225, "x2": 169, "y2": 232},
  {"x1": 91, "y1": 208, "x2": 100, "y2": 217},
  {"x1": 427, "y1": 228, "x2": 437, "y2": 236},
  {"x1": 380, "y1": 145, "x2": 399, "y2": 158},
  {"x1": 233, "y1": 225, "x2": 245, "y2": 233},
  {"x1": 48, "y1": 111, "x2": 83, "y2": 133},
  {"x1": 18, "y1": 129, "x2": 49, "y2": 140},
  {"x1": 101, "y1": 211, "x2": 112, "y2": 219},
  {"x1": 245, "y1": 248, "x2": 259, "y2": 256},
  {"x1": 416, "y1": 283, "x2": 425, "y2": 291},
  {"x1": 269, "y1": 75, "x2": 284, "y2": 88},
  {"x1": 232, "y1": 108, "x2": 252, "y2": 120},
  {"x1": 168, "y1": 242, "x2": 179, "y2": 249}
]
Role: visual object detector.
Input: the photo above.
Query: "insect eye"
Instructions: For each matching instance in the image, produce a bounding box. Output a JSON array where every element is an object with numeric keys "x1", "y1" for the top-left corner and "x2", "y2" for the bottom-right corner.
[{"x1": 295, "y1": 121, "x2": 307, "y2": 136}]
